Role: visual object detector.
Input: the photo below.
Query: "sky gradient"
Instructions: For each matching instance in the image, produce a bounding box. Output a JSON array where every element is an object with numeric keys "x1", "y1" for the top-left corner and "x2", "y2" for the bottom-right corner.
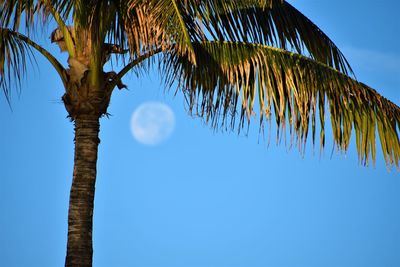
[{"x1": 1, "y1": 1, "x2": 399, "y2": 267}]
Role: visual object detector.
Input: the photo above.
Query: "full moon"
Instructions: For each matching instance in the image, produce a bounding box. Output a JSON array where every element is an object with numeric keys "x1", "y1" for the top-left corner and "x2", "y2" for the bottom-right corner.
[{"x1": 130, "y1": 101, "x2": 175, "y2": 145}]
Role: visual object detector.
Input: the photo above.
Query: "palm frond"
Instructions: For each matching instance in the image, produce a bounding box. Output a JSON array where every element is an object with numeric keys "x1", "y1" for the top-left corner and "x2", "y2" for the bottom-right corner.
[
  {"x1": 0, "y1": 0, "x2": 36, "y2": 30},
  {"x1": 191, "y1": 0, "x2": 352, "y2": 75},
  {"x1": 0, "y1": 0, "x2": 61, "y2": 31},
  {"x1": 136, "y1": 0, "x2": 202, "y2": 63},
  {"x1": 51, "y1": 0, "x2": 73, "y2": 19},
  {"x1": 0, "y1": 28, "x2": 67, "y2": 99},
  {"x1": 162, "y1": 41, "x2": 400, "y2": 167},
  {"x1": 1, "y1": 27, "x2": 33, "y2": 100}
]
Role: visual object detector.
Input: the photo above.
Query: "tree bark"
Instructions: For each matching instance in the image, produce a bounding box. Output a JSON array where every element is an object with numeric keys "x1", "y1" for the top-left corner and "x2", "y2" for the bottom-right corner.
[{"x1": 65, "y1": 115, "x2": 100, "y2": 267}]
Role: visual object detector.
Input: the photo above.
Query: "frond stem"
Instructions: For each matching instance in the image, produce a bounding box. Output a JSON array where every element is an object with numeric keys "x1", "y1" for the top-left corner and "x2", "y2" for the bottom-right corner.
[
  {"x1": 8, "y1": 29, "x2": 68, "y2": 88},
  {"x1": 45, "y1": 0, "x2": 76, "y2": 57},
  {"x1": 107, "y1": 48, "x2": 162, "y2": 90}
]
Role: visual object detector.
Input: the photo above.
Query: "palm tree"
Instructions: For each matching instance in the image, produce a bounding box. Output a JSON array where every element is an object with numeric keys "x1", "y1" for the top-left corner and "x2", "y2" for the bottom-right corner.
[{"x1": 1, "y1": 0, "x2": 399, "y2": 266}]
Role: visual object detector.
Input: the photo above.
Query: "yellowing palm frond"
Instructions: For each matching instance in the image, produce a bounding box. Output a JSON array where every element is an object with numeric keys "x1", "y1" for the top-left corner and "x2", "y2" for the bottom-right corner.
[{"x1": 162, "y1": 41, "x2": 400, "y2": 166}]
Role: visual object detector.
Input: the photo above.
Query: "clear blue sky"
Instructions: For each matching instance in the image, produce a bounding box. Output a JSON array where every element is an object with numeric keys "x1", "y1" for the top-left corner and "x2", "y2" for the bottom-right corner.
[{"x1": 1, "y1": 1, "x2": 399, "y2": 267}]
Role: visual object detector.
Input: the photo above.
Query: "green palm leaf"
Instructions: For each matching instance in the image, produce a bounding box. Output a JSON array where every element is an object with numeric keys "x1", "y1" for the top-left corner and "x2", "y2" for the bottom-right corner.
[
  {"x1": 0, "y1": 28, "x2": 32, "y2": 100},
  {"x1": 0, "y1": 28, "x2": 67, "y2": 98},
  {"x1": 162, "y1": 41, "x2": 400, "y2": 167},
  {"x1": 193, "y1": 0, "x2": 352, "y2": 74},
  {"x1": 0, "y1": 0, "x2": 63, "y2": 30},
  {"x1": 1, "y1": 0, "x2": 37, "y2": 30}
]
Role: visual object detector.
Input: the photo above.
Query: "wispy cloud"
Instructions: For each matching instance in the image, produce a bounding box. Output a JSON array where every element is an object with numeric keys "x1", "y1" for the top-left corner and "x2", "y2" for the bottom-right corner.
[{"x1": 341, "y1": 46, "x2": 400, "y2": 75}]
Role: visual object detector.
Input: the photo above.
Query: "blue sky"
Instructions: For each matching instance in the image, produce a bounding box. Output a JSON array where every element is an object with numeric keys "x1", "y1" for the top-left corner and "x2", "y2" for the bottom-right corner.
[{"x1": 1, "y1": 1, "x2": 399, "y2": 267}]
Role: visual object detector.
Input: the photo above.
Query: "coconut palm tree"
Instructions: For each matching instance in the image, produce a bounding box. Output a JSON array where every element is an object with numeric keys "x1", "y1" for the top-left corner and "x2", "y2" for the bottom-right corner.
[{"x1": 1, "y1": 0, "x2": 399, "y2": 266}]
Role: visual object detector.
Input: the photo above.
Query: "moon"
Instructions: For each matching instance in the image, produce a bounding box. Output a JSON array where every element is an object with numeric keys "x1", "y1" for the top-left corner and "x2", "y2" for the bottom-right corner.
[{"x1": 130, "y1": 101, "x2": 175, "y2": 145}]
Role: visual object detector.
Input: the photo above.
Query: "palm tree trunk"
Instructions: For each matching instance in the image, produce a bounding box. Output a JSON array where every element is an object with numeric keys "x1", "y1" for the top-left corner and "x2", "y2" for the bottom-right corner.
[{"x1": 65, "y1": 115, "x2": 101, "y2": 267}]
